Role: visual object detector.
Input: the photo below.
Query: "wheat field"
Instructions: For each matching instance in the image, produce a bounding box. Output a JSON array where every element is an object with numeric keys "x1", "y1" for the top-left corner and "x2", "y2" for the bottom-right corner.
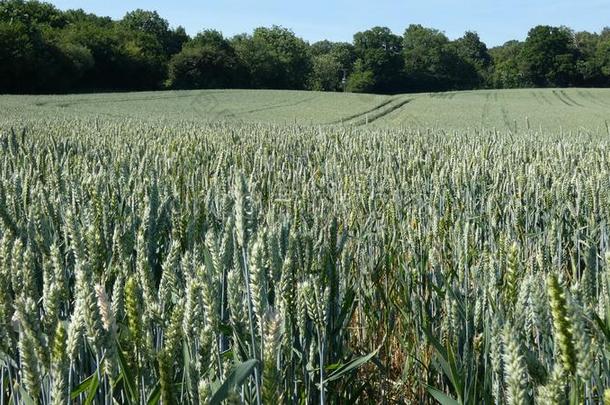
[
  {"x1": 1, "y1": 90, "x2": 610, "y2": 404},
  {"x1": 4, "y1": 88, "x2": 610, "y2": 131}
]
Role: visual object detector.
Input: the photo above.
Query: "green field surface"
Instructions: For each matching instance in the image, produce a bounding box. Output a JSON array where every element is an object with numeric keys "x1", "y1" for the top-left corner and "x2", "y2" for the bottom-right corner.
[
  {"x1": 2, "y1": 88, "x2": 609, "y2": 132},
  {"x1": 378, "y1": 88, "x2": 610, "y2": 132},
  {"x1": 0, "y1": 89, "x2": 390, "y2": 126}
]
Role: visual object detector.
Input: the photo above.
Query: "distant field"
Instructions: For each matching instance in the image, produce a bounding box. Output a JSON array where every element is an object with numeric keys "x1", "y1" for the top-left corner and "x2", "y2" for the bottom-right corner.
[
  {"x1": 0, "y1": 89, "x2": 390, "y2": 126},
  {"x1": 1, "y1": 88, "x2": 609, "y2": 132},
  {"x1": 380, "y1": 88, "x2": 610, "y2": 132}
]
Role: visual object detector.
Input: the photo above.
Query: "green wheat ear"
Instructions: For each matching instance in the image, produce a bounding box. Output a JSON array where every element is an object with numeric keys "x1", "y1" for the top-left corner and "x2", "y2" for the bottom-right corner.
[
  {"x1": 50, "y1": 322, "x2": 68, "y2": 405},
  {"x1": 536, "y1": 364, "x2": 565, "y2": 405},
  {"x1": 547, "y1": 273, "x2": 576, "y2": 375},
  {"x1": 502, "y1": 324, "x2": 528, "y2": 405},
  {"x1": 125, "y1": 276, "x2": 142, "y2": 351},
  {"x1": 158, "y1": 350, "x2": 174, "y2": 405},
  {"x1": 263, "y1": 310, "x2": 282, "y2": 404}
]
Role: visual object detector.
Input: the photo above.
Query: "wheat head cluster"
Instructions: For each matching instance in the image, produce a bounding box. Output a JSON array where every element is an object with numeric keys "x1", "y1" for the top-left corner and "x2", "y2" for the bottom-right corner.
[{"x1": 1, "y1": 117, "x2": 610, "y2": 404}]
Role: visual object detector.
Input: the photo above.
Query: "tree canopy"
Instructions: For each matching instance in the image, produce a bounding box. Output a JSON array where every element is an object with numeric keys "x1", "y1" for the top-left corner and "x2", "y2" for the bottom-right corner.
[
  {"x1": 167, "y1": 30, "x2": 243, "y2": 89},
  {"x1": 1, "y1": 0, "x2": 610, "y2": 94}
]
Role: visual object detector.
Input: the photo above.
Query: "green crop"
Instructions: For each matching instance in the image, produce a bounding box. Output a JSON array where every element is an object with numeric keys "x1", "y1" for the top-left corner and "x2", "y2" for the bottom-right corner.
[{"x1": 1, "y1": 89, "x2": 610, "y2": 403}]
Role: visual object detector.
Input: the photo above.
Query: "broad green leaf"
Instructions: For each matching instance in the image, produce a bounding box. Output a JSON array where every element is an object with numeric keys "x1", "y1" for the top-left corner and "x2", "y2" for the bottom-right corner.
[
  {"x1": 427, "y1": 385, "x2": 461, "y2": 405},
  {"x1": 17, "y1": 386, "x2": 36, "y2": 405},
  {"x1": 84, "y1": 372, "x2": 100, "y2": 405},
  {"x1": 71, "y1": 371, "x2": 97, "y2": 400},
  {"x1": 320, "y1": 345, "x2": 380, "y2": 384},
  {"x1": 209, "y1": 359, "x2": 258, "y2": 405},
  {"x1": 147, "y1": 382, "x2": 161, "y2": 405},
  {"x1": 117, "y1": 341, "x2": 138, "y2": 403}
]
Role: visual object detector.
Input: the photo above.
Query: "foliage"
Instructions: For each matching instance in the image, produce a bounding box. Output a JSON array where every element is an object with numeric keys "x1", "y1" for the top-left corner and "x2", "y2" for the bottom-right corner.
[
  {"x1": 489, "y1": 41, "x2": 525, "y2": 88},
  {"x1": 402, "y1": 24, "x2": 452, "y2": 91},
  {"x1": 309, "y1": 53, "x2": 344, "y2": 91},
  {"x1": 452, "y1": 31, "x2": 492, "y2": 87},
  {"x1": 520, "y1": 25, "x2": 579, "y2": 87},
  {"x1": 167, "y1": 30, "x2": 244, "y2": 89},
  {"x1": 1, "y1": 0, "x2": 610, "y2": 93},
  {"x1": 232, "y1": 26, "x2": 312, "y2": 90},
  {"x1": 353, "y1": 26, "x2": 404, "y2": 93},
  {"x1": 345, "y1": 63, "x2": 376, "y2": 93},
  {"x1": 310, "y1": 40, "x2": 356, "y2": 91}
]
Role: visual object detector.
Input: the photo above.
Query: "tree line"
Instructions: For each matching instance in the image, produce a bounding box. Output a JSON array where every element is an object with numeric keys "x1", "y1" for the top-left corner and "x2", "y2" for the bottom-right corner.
[{"x1": 2, "y1": 0, "x2": 610, "y2": 94}]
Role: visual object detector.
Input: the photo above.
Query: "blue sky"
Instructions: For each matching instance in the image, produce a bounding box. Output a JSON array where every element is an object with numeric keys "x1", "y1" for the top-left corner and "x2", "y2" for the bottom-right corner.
[{"x1": 48, "y1": 0, "x2": 610, "y2": 47}]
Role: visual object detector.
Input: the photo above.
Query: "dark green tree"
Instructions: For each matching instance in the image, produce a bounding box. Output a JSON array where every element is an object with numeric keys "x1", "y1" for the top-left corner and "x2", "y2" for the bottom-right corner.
[
  {"x1": 0, "y1": 0, "x2": 67, "y2": 29},
  {"x1": 311, "y1": 40, "x2": 355, "y2": 72},
  {"x1": 1, "y1": 0, "x2": 610, "y2": 94},
  {"x1": 574, "y1": 31, "x2": 601, "y2": 85},
  {"x1": 0, "y1": 20, "x2": 38, "y2": 92},
  {"x1": 310, "y1": 40, "x2": 334, "y2": 56},
  {"x1": 595, "y1": 37, "x2": 610, "y2": 86},
  {"x1": 345, "y1": 60, "x2": 375, "y2": 93},
  {"x1": 520, "y1": 25, "x2": 579, "y2": 86},
  {"x1": 121, "y1": 9, "x2": 171, "y2": 53},
  {"x1": 119, "y1": 11, "x2": 166, "y2": 80},
  {"x1": 166, "y1": 26, "x2": 189, "y2": 56},
  {"x1": 57, "y1": 14, "x2": 127, "y2": 90},
  {"x1": 352, "y1": 26, "x2": 404, "y2": 93},
  {"x1": 489, "y1": 41, "x2": 525, "y2": 88},
  {"x1": 452, "y1": 31, "x2": 492, "y2": 87},
  {"x1": 0, "y1": 1, "x2": 91, "y2": 92},
  {"x1": 168, "y1": 30, "x2": 243, "y2": 89},
  {"x1": 118, "y1": 9, "x2": 188, "y2": 89},
  {"x1": 232, "y1": 26, "x2": 312, "y2": 89},
  {"x1": 308, "y1": 53, "x2": 343, "y2": 91},
  {"x1": 402, "y1": 24, "x2": 452, "y2": 91}
]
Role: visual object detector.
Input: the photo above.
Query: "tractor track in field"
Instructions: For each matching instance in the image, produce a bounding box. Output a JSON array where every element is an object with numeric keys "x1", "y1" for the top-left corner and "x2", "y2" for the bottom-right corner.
[
  {"x1": 328, "y1": 98, "x2": 395, "y2": 124},
  {"x1": 33, "y1": 91, "x2": 320, "y2": 119},
  {"x1": 538, "y1": 91, "x2": 553, "y2": 105},
  {"x1": 33, "y1": 91, "x2": 227, "y2": 108},
  {"x1": 581, "y1": 90, "x2": 610, "y2": 107},
  {"x1": 330, "y1": 96, "x2": 412, "y2": 126},
  {"x1": 481, "y1": 93, "x2": 491, "y2": 126},
  {"x1": 531, "y1": 91, "x2": 552, "y2": 106},
  {"x1": 577, "y1": 90, "x2": 604, "y2": 107},
  {"x1": 559, "y1": 90, "x2": 584, "y2": 107},
  {"x1": 552, "y1": 90, "x2": 577, "y2": 107},
  {"x1": 501, "y1": 105, "x2": 514, "y2": 131},
  {"x1": 353, "y1": 98, "x2": 412, "y2": 126}
]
